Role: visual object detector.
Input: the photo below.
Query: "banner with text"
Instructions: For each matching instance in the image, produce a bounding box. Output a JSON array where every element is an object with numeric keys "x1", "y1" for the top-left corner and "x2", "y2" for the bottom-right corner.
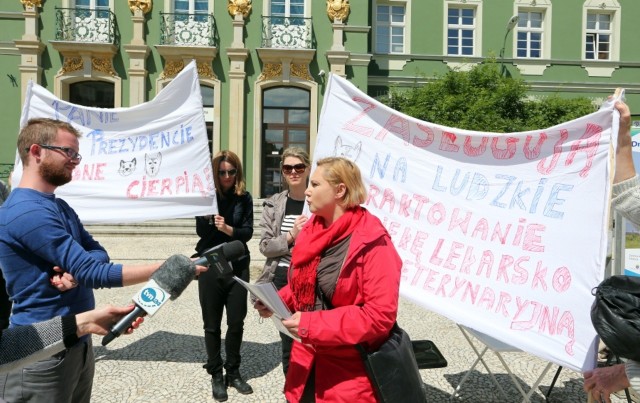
[
  {"x1": 12, "y1": 61, "x2": 216, "y2": 224},
  {"x1": 314, "y1": 74, "x2": 617, "y2": 372}
]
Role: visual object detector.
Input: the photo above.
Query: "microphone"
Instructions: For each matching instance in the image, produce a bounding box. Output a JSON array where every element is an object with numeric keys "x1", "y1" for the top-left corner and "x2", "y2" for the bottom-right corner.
[
  {"x1": 193, "y1": 240, "x2": 245, "y2": 277},
  {"x1": 101, "y1": 254, "x2": 196, "y2": 346}
]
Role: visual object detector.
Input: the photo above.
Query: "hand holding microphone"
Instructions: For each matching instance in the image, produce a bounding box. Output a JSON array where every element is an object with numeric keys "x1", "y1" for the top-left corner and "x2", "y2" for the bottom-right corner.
[
  {"x1": 193, "y1": 240, "x2": 246, "y2": 277},
  {"x1": 101, "y1": 254, "x2": 197, "y2": 346},
  {"x1": 101, "y1": 241, "x2": 244, "y2": 346}
]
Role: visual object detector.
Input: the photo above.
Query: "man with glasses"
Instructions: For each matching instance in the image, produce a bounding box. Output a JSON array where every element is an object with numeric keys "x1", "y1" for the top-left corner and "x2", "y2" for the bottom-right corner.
[{"x1": 0, "y1": 118, "x2": 194, "y2": 402}]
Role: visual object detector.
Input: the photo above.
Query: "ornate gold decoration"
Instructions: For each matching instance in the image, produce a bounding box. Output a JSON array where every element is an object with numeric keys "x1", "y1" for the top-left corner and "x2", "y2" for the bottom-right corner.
[
  {"x1": 327, "y1": 0, "x2": 350, "y2": 22},
  {"x1": 197, "y1": 62, "x2": 217, "y2": 80},
  {"x1": 258, "y1": 63, "x2": 282, "y2": 81},
  {"x1": 160, "y1": 60, "x2": 185, "y2": 79},
  {"x1": 228, "y1": 0, "x2": 252, "y2": 18},
  {"x1": 92, "y1": 57, "x2": 117, "y2": 76},
  {"x1": 61, "y1": 57, "x2": 83, "y2": 75},
  {"x1": 20, "y1": 0, "x2": 42, "y2": 8},
  {"x1": 290, "y1": 63, "x2": 312, "y2": 81},
  {"x1": 128, "y1": 0, "x2": 152, "y2": 14}
]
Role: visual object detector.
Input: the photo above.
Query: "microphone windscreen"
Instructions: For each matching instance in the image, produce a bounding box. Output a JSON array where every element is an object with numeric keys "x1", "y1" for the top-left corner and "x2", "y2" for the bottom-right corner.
[
  {"x1": 222, "y1": 240, "x2": 245, "y2": 261},
  {"x1": 151, "y1": 254, "x2": 196, "y2": 300}
]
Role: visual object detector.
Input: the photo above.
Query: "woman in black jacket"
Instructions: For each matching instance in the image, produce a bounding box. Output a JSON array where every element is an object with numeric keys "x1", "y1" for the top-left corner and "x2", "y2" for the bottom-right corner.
[{"x1": 195, "y1": 150, "x2": 254, "y2": 402}]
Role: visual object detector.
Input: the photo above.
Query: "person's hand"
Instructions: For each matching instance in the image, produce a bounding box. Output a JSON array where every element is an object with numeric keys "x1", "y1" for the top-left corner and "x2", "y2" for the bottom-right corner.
[
  {"x1": 253, "y1": 300, "x2": 274, "y2": 319},
  {"x1": 50, "y1": 266, "x2": 78, "y2": 291},
  {"x1": 584, "y1": 364, "x2": 630, "y2": 403},
  {"x1": 75, "y1": 304, "x2": 144, "y2": 337},
  {"x1": 282, "y1": 311, "x2": 302, "y2": 339},
  {"x1": 194, "y1": 263, "x2": 208, "y2": 276},
  {"x1": 290, "y1": 215, "x2": 309, "y2": 239},
  {"x1": 612, "y1": 98, "x2": 635, "y2": 183}
]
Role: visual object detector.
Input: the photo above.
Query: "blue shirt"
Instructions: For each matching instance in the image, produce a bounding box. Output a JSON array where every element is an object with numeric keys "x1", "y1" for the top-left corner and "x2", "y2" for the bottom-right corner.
[{"x1": 0, "y1": 188, "x2": 123, "y2": 327}]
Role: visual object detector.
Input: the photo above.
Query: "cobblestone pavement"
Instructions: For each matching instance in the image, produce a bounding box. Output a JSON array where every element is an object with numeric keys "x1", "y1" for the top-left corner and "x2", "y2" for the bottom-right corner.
[{"x1": 86, "y1": 235, "x2": 615, "y2": 402}]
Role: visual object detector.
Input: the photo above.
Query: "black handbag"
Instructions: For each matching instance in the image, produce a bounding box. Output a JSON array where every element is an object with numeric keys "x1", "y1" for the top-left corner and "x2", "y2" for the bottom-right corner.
[
  {"x1": 591, "y1": 275, "x2": 640, "y2": 361},
  {"x1": 356, "y1": 323, "x2": 427, "y2": 403}
]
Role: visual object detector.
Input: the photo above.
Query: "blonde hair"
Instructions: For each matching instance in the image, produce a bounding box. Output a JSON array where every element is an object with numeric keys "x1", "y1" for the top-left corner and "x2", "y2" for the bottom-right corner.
[
  {"x1": 316, "y1": 157, "x2": 366, "y2": 209},
  {"x1": 18, "y1": 118, "x2": 81, "y2": 165},
  {"x1": 281, "y1": 146, "x2": 310, "y2": 166},
  {"x1": 213, "y1": 150, "x2": 246, "y2": 196}
]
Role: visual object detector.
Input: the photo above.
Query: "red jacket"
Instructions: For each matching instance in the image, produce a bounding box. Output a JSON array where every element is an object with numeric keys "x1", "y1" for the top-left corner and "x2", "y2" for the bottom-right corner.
[{"x1": 279, "y1": 209, "x2": 402, "y2": 403}]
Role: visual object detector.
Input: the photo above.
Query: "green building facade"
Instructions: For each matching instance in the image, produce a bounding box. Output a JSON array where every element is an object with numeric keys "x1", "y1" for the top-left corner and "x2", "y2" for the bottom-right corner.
[{"x1": 0, "y1": 0, "x2": 638, "y2": 197}]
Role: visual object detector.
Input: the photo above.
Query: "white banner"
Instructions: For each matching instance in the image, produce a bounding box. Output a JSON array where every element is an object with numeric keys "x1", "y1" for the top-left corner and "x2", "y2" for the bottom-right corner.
[
  {"x1": 12, "y1": 61, "x2": 216, "y2": 224},
  {"x1": 314, "y1": 74, "x2": 618, "y2": 372}
]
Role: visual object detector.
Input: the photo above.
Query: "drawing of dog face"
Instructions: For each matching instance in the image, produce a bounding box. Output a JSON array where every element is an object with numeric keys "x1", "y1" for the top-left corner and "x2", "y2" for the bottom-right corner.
[
  {"x1": 118, "y1": 158, "x2": 137, "y2": 176},
  {"x1": 333, "y1": 136, "x2": 362, "y2": 161},
  {"x1": 145, "y1": 152, "x2": 162, "y2": 176}
]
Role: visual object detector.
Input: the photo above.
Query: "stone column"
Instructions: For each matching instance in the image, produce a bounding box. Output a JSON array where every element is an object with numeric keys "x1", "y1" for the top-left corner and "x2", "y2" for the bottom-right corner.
[
  {"x1": 123, "y1": 8, "x2": 150, "y2": 106},
  {"x1": 15, "y1": 3, "x2": 45, "y2": 106},
  {"x1": 326, "y1": 19, "x2": 349, "y2": 77},
  {"x1": 226, "y1": 13, "x2": 249, "y2": 155}
]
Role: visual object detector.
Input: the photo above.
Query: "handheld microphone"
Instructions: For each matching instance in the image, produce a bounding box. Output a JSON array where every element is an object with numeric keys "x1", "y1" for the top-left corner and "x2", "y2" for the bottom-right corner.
[
  {"x1": 101, "y1": 254, "x2": 196, "y2": 346},
  {"x1": 193, "y1": 240, "x2": 245, "y2": 277}
]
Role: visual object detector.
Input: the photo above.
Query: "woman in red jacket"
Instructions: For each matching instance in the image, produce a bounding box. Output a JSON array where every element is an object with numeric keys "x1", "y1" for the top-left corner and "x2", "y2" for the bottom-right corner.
[{"x1": 255, "y1": 156, "x2": 402, "y2": 403}]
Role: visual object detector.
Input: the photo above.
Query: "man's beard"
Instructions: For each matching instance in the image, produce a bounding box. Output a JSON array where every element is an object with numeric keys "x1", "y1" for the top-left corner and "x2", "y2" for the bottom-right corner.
[{"x1": 39, "y1": 158, "x2": 72, "y2": 187}]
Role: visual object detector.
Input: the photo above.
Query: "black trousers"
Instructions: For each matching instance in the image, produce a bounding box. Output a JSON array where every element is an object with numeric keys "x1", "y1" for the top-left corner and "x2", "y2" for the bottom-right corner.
[
  {"x1": 0, "y1": 271, "x2": 11, "y2": 330},
  {"x1": 198, "y1": 256, "x2": 250, "y2": 376},
  {"x1": 273, "y1": 266, "x2": 293, "y2": 375}
]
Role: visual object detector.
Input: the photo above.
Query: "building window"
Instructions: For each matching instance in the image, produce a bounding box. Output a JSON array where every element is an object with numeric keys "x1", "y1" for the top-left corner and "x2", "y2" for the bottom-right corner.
[
  {"x1": 69, "y1": 81, "x2": 115, "y2": 108},
  {"x1": 174, "y1": 0, "x2": 208, "y2": 22},
  {"x1": 447, "y1": 6, "x2": 475, "y2": 56},
  {"x1": 375, "y1": 4, "x2": 406, "y2": 54},
  {"x1": 68, "y1": 0, "x2": 112, "y2": 42},
  {"x1": 516, "y1": 11, "x2": 543, "y2": 58},
  {"x1": 75, "y1": 0, "x2": 109, "y2": 17},
  {"x1": 201, "y1": 85, "x2": 215, "y2": 155},
  {"x1": 261, "y1": 86, "x2": 310, "y2": 197},
  {"x1": 271, "y1": 0, "x2": 304, "y2": 23},
  {"x1": 585, "y1": 12, "x2": 611, "y2": 60}
]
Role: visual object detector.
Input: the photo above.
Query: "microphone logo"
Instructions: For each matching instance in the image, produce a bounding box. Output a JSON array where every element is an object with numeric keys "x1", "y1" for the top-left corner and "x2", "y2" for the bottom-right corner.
[{"x1": 133, "y1": 279, "x2": 169, "y2": 315}]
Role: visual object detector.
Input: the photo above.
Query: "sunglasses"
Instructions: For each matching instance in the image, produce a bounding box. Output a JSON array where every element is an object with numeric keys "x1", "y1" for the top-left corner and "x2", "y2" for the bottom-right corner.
[
  {"x1": 282, "y1": 163, "x2": 307, "y2": 175},
  {"x1": 27, "y1": 144, "x2": 82, "y2": 162},
  {"x1": 218, "y1": 169, "x2": 237, "y2": 177}
]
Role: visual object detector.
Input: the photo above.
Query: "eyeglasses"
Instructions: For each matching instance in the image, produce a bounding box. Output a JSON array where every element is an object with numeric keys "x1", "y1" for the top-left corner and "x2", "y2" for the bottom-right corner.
[
  {"x1": 218, "y1": 169, "x2": 237, "y2": 177},
  {"x1": 27, "y1": 144, "x2": 82, "y2": 162},
  {"x1": 282, "y1": 163, "x2": 307, "y2": 175}
]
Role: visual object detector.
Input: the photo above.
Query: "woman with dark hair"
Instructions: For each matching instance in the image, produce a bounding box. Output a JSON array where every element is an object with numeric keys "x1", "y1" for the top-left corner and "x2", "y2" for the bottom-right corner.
[
  {"x1": 255, "y1": 156, "x2": 402, "y2": 403},
  {"x1": 195, "y1": 150, "x2": 254, "y2": 402},
  {"x1": 255, "y1": 147, "x2": 310, "y2": 375}
]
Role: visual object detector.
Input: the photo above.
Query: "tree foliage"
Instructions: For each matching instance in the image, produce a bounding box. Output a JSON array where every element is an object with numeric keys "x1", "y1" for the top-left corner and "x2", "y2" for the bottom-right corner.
[{"x1": 385, "y1": 60, "x2": 596, "y2": 133}]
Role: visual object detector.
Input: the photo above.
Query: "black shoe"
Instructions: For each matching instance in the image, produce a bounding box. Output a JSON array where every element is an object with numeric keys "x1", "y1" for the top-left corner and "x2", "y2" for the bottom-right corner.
[
  {"x1": 211, "y1": 373, "x2": 228, "y2": 402},
  {"x1": 225, "y1": 374, "x2": 253, "y2": 395}
]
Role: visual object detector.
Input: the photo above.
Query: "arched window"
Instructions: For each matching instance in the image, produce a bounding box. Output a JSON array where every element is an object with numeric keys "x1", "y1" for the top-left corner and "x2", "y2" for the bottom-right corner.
[{"x1": 261, "y1": 86, "x2": 310, "y2": 197}]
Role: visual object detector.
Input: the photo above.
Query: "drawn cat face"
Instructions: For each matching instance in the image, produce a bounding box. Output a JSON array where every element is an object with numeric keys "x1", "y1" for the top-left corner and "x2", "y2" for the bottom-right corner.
[
  {"x1": 145, "y1": 152, "x2": 162, "y2": 176},
  {"x1": 333, "y1": 136, "x2": 362, "y2": 161},
  {"x1": 118, "y1": 158, "x2": 137, "y2": 177}
]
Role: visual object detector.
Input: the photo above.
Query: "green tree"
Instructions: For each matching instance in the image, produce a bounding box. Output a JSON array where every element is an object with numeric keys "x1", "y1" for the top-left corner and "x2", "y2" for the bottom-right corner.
[{"x1": 387, "y1": 60, "x2": 595, "y2": 133}]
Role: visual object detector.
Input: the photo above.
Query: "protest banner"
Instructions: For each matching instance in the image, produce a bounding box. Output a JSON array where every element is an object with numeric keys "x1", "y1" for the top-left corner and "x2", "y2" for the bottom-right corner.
[
  {"x1": 623, "y1": 118, "x2": 640, "y2": 277},
  {"x1": 313, "y1": 73, "x2": 618, "y2": 372},
  {"x1": 11, "y1": 61, "x2": 216, "y2": 224}
]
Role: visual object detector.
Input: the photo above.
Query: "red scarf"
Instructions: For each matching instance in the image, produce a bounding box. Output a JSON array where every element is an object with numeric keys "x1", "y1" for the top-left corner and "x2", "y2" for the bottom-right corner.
[{"x1": 290, "y1": 207, "x2": 365, "y2": 311}]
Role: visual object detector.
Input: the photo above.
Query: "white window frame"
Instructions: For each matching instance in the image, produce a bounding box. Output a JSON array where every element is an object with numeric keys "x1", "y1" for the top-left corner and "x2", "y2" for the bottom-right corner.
[
  {"x1": 580, "y1": 0, "x2": 620, "y2": 77},
  {"x1": 373, "y1": 1, "x2": 411, "y2": 55},
  {"x1": 512, "y1": 0, "x2": 551, "y2": 75},
  {"x1": 582, "y1": 0, "x2": 620, "y2": 62},
  {"x1": 515, "y1": 10, "x2": 544, "y2": 59},
  {"x1": 444, "y1": 0, "x2": 482, "y2": 58},
  {"x1": 584, "y1": 12, "x2": 612, "y2": 60},
  {"x1": 263, "y1": 0, "x2": 310, "y2": 18},
  {"x1": 164, "y1": 0, "x2": 213, "y2": 15}
]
